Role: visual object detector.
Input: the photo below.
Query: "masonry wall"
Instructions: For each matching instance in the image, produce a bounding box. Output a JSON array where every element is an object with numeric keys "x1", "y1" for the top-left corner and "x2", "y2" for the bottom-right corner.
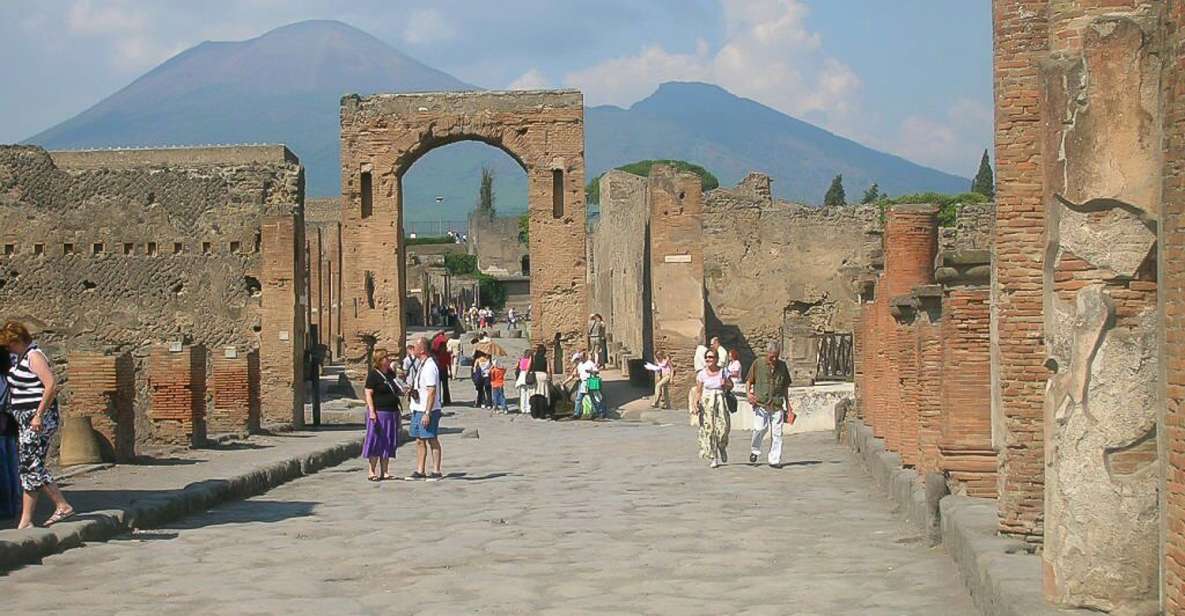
[
  {"x1": 0, "y1": 145, "x2": 306, "y2": 450},
  {"x1": 588, "y1": 170, "x2": 649, "y2": 362},
  {"x1": 468, "y1": 210, "x2": 529, "y2": 277}
]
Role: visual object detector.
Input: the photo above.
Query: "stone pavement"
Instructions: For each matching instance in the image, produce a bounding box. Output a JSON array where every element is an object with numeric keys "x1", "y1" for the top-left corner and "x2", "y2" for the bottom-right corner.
[{"x1": 3, "y1": 409, "x2": 977, "y2": 615}]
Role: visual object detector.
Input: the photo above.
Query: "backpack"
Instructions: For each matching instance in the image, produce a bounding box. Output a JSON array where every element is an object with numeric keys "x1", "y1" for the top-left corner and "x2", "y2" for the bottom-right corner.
[{"x1": 581, "y1": 395, "x2": 596, "y2": 419}]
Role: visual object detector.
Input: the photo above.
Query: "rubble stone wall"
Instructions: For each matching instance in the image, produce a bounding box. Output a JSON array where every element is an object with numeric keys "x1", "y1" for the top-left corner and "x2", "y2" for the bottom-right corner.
[{"x1": 468, "y1": 210, "x2": 529, "y2": 277}]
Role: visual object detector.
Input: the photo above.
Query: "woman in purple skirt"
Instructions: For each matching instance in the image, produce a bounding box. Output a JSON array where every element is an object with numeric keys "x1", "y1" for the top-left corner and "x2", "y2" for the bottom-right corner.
[{"x1": 363, "y1": 349, "x2": 402, "y2": 481}]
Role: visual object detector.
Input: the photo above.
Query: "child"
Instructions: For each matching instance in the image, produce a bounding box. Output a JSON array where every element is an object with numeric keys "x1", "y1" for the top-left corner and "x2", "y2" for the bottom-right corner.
[{"x1": 489, "y1": 360, "x2": 509, "y2": 413}]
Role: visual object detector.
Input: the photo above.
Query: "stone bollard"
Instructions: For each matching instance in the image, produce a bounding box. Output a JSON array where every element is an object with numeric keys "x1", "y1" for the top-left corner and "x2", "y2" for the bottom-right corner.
[{"x1": 58, "y1": 415, "x2": 104, "y2": 467}]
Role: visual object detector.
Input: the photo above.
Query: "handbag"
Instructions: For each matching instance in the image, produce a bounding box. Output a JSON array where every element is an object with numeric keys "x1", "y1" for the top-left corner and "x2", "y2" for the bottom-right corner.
[
  {"x1": 724, "y1": 390, "x2": 738, "y2": 414},
  {"x1": 586, "y1": 374, "x2": 602, "y2": 392},
  {"x1": 525, "y1": 370, "x2": 537, "y2": 386}
]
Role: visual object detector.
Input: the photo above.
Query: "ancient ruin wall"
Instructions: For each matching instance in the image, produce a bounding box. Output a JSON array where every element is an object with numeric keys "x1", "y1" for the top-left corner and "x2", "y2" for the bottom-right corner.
[
  {"x1": 0, "y1": 145, "x2": 306, "y2": 447},
  {"x1": 468, "y1": 210, "x2": 529, "y2": 277},
  {"x1": 589, "y1": 171, "x2": 649, "y2": 361},
  {"x1": 702, "y1": 175, "x2": 880, "y2": 380},
  {"x1": 340, "y1": 90, "x2": 587, "y2": 379}
]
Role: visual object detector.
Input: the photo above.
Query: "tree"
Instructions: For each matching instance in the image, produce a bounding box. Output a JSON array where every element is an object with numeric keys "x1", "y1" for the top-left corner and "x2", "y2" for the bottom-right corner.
[
  {"x1": 585, "y1": 159, "x2": 720, "y2": 205},
  {"x1": 824, "y1": 174, "x2": 846, "y2": 207},
  {"x1": 517, "y1": 212, "x2": 529, "y2": 244},
  {"x1": 477, "y1": 166, "x2": 495, "y2": 212},
  {"x1": 861, "y1": 183, "x2": 881, "y2": 204},
  {"x1": 970, "y1": 149, "x2": 995, "y2": 199}
]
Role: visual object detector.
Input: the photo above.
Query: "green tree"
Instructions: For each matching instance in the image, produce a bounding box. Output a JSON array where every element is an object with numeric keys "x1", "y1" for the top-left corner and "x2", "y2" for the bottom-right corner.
[
  {"x1": 585, "y1": 159, "x2": 720, "y2": 205},
  {"x1": 824, "y1": 174, "x2": 846, "y2": 207},
  {"x1": 477, "y1": 166, "x2": 495, "y2": 212},
  {"x1": 517, "y1": 212, "x2": 529, "y2": 244},
  {"x1": 970, "y1": 149, "x2": 995, "y2": 199},
  {"x1": 861, "y1": 183, "x2": 881, "y2": 204}
]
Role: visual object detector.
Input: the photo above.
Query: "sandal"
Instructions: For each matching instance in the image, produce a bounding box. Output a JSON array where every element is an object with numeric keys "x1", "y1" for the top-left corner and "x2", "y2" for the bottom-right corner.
[
  {"x1": 45, "y1": 508, "x2": 75, "y2": 526},
  {"x1": 367, "y1": 475, "x2": 380, "y2": 482}
]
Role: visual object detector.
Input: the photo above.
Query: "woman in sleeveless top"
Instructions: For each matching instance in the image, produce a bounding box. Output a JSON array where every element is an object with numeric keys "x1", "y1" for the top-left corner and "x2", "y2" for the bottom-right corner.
[
  {"x1": 693, "y1": 349, "x2": 733, "y2": 468},
  {"x1": 1, "y1": 321, "x2": 74, "y2": 528}
]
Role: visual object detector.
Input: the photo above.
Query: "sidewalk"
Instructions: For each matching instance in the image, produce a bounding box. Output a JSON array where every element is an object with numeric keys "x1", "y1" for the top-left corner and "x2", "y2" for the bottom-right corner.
[{"x1": 0, "y1": 426, "x2": 366, "y2": 572}]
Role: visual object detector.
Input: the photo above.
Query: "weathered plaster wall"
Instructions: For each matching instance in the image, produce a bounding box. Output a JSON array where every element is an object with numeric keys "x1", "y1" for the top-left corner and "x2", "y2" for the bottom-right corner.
[
  {"x1": 589, "y1": 170, "x2": 649, "y2": 362},
  {"x1": 0, "y1": 145, "x2": 306, "y2": 448},
  {"x1": 468, "y1": 210, "x2": 529, "y2": 276}
]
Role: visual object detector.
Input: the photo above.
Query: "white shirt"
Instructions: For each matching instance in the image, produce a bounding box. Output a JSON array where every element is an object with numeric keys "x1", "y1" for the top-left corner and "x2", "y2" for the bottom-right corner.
[
  {"x1": 577, "y1": 359, "x2": 599, "y2": 382},
  {"x1": 411, "y1": 356, "x2": 442, "y2": 413},
  {"x1": 693, "y1": 345, "x2": 727, "y2": 371}
]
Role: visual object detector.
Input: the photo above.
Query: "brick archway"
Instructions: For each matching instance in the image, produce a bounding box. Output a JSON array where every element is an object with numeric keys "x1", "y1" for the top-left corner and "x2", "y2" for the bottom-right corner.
[{"x1": 339, "y1": 90, "x2": 588, "y2": 376}]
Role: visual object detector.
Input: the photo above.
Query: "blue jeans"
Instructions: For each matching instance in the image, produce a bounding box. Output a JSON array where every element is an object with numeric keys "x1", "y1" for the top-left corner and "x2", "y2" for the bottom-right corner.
[
  {"x1": 571, "y1": 390, "x2": 608, "y2": 418},
  {"x1": 492, "y1": 387, "x2": 507, "y2": 410}
]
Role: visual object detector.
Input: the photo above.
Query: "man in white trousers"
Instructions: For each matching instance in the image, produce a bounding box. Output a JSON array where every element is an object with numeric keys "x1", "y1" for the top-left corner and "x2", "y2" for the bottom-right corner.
[{"x1": 745, "y1": 341, "x2": 795, "y2": 467}]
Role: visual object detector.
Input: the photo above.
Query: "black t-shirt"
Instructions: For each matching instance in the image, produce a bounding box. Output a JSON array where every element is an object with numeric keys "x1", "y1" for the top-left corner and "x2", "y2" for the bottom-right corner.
[{"x1": 365, "y1": 370, "x2": 402, "y2": 411}]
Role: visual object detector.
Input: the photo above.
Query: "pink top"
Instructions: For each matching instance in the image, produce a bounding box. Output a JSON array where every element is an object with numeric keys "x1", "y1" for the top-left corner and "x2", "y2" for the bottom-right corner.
[
  {"x1": 518, "y1": 357, "x2": 532, "y2": 372},
  {"x1": 696, "y1": 367, "x2": 731, "y2": 391}
]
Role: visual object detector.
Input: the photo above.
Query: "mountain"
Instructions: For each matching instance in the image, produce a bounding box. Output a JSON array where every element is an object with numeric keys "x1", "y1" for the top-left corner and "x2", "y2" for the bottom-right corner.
[
  {"x1": 587, "y1": 82, "x2": 968, "y2": 202},
  {"x1": 26, "y1": 20, "x2": 968, "y2": 219}
]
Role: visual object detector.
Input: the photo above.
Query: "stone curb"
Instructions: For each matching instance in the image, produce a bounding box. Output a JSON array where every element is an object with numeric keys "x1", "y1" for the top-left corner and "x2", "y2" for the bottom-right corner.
[
  {"x1": 845, "y1": 420, "x2": 1089, "y2": 616},
  {"x1": 0, "y1": 435, "x2": 364, "y2": 573}
]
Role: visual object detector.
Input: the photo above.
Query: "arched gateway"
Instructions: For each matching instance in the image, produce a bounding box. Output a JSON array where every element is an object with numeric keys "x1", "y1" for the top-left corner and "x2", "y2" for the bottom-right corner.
[{"x1": 339, "y1": 90, "x2": 588, "y2": 377}]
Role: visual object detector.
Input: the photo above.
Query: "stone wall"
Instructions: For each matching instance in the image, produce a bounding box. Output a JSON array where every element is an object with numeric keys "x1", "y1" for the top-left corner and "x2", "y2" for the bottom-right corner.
[
  {"x1": 702, "y1": 174, "x2": 880, "y2": 381},
  {"x1": 468, "y1": 210, "x2": 529, "y2": 276},
  {"x1": 0, "y1": 145, "x2": 306, "y2": 452},
  {"x1": 589, "y1": 170, "x2": 649, "y2": 362}
]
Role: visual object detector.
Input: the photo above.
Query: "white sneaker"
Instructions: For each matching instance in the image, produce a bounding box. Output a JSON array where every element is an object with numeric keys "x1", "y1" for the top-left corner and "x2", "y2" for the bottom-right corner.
[{"x1": 710, "y1": 459, "x2": 720, "y2": 469}]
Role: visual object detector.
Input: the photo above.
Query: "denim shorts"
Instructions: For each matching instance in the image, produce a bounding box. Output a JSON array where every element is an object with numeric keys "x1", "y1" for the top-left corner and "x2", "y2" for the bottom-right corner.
[{"x1": 410, "y1": 410, "x2": 442, "y2": 439}]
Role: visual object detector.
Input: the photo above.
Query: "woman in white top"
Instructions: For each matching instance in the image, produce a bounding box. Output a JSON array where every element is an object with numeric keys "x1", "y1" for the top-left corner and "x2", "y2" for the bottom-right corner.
[
  {"x1": 692, "y1": 349, "x2": 733, "y2": 468},
  {"x1": 726, "y1": 350, "x2": 743, "y2": 389}
]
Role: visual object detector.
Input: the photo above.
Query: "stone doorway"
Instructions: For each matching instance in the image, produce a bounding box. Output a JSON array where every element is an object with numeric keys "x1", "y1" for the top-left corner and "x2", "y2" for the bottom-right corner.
[{"x1": 338, "y1": 90, "x2": 588, "y2": 378}]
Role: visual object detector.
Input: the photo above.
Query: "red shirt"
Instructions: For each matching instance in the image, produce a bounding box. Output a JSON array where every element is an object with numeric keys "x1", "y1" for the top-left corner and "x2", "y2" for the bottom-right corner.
[
  {"x1": 490, "y1": 366, "x2": 506, "y2": 388},
  {"x1": 431, "y1": 335, "x2": 451, "y2": 376}
]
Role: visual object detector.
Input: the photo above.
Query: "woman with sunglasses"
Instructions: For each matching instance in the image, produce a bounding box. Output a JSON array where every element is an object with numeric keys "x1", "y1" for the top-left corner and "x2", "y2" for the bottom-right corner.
[{"x1": 692, "y1": 349, "x2": 733, "y2": 468}]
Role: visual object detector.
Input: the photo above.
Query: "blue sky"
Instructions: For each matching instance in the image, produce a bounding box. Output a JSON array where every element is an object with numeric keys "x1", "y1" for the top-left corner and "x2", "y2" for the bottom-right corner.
[{"x1": 0, "y1": 0, "x2": 992, "y2": 176}]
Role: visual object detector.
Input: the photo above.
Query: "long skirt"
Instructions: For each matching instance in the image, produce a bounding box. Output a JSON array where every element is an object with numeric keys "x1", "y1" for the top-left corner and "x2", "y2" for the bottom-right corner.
[
  {"x1": 0, "y1": 435, "x2": 21, "y2": 518},
  {"x1": 13, "y1": 404, "x2": 59, "y2": 492},
  {"x1": 697, "y1": 391, "x2": 730, "y2": 461},
  {"x1": 362, "y1": 410, "x2": 399, "y2": 459}
]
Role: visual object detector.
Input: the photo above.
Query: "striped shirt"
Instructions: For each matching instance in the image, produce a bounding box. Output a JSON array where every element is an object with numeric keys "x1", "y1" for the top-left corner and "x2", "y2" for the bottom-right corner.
[{"x1": 8, "y1": 344, "x2": 49, "y2": 412}]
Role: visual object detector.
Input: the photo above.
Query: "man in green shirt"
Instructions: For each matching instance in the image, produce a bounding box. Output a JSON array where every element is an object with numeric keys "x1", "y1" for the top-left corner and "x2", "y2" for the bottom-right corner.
[{"x1": 746, "y1": 341, "x2": 794, "y2": 466}]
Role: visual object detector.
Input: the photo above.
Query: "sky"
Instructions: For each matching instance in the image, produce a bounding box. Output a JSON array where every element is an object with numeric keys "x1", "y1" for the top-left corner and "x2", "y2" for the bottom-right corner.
[{"x1": 0, "y1": 0, "x2": 993, "y2": 176}]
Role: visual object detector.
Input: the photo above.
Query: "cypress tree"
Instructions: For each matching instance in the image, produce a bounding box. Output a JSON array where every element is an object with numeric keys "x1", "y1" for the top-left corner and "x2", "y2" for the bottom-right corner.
[
  {"x1": 971, "y1": 150, "x2": 995, "y2": 198},
  {"x1": 861, "y1": 183, "x2": 881, "y2": 204},
  {"x1": 824, "y1": 174, "x2": 846, "y2": 207},
  {"x1": 477, "y1": 166, "x2": 496, "y2": 213}
]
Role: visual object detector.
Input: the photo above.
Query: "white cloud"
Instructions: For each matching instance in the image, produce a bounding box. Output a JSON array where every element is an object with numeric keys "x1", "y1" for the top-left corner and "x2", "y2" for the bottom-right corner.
[
  {"x1": 403, "y1": 8, "x2": 456, "y2": 45},
  {"x1": 64, "y1": 0, "x2": 180, "y2": 71},
  {"x1": 563, "y1": 0, "x2": 861, "y2": 131},
  {"x1": 507, "y1": 68, "x2": 551, "y2": 90},
  {"x1": 889, "y1": 98, "x2": 992, "y2": 176}
]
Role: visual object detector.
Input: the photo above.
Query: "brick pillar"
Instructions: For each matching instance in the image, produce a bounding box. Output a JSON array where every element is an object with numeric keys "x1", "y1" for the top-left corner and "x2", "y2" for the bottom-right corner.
[
  {"x1": 889, "y1": 295, "x2": 920, "y2": 466},
  {"x1": 210, "y1": 349, "x2": 260, "y2": 434},
  {"x1": 993, "y1": 0, "x2": 1050, "y2": 541},
  {"x1": 1163, "y1": 3, "x2": 1185, "y2": 611},
  {"x1": 309, "y1": 227, "x2": 325, "y2": 354},
  {"x1": 880, "y1": 205, "x2": 939, "y2": 455},
  {"x1": 648, "y1": 165, "x2": 705, "y2": 404},
  {"x1": 936, "y1": 251, "x2": 995, "y2": 498},
  {"x1": 867, "y1": 279, "x2": 889, "y2": 438},
  {"x1": 853, "y1": 275, "x2": 877, "y2": 421},
  {"x1": 913, "y1": 288, "x2": 944, "y2": 478},
  {"x1": 148, "y1": 345, "x2": 206, "y2": 447},
  {"x1": 260, "y1": 214, "x2": 306, "y2": 428},
  {"x1": 67, "y1": 352, "x2": 135, "y2": 462}
]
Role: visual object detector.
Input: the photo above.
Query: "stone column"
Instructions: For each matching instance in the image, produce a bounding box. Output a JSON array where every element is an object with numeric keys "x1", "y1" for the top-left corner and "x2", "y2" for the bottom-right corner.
[
  {"x1": 67, "y1": 351, "x2": 135, "y2": 462},
  {"x1": 148, "y1": 344, "x2": 207, "y2": 448},
  {"x1": 936, "y1": 251, "x2": 995, "y2": 498},
  {"x1": 912, "y1": 286, "x2": 944, "y2": 478},
  {"x1": 889, "y1": 295, "x2": 921, "y2": 467},
  {"x1": 648, "y1": 165, "x2": 705, "y2": 404},
  {"x1": 1039, "y1": 6, "x2": 1162, "y2": 609},
  {"x1": 260, "y1": 214, "x2": 306, "y2": 428},
  {"x1": 992, "y1": 0, "x2": 1050, "y2": 541},
  {"x1": 209, "y1": 349, "x2": 260, "y2": 435}
]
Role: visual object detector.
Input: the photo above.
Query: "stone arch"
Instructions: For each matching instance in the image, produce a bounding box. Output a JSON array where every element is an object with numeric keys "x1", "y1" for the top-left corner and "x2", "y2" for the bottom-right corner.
[{"x1": 339, "y1": 90, "x2": 588, "y2": 377}]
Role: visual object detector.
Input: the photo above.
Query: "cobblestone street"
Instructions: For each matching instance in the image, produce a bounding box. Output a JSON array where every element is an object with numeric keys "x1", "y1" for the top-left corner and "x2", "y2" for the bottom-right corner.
[{"x1": 3, "y1": 408, "x2": 975, "y2": 615}]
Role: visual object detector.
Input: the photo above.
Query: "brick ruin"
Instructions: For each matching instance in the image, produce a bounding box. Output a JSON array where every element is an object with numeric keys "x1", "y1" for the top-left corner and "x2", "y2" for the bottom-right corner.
[
  {"x1": 0, "y1": 145, "x2": 306, "y2": 458},
  {"x1": 338, "y1": 90, "x2": 588, "y2": 381}
]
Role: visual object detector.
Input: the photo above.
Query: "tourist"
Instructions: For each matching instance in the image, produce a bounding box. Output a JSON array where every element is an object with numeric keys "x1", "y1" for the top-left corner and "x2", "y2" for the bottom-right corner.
[
  {"x1": 0, "y1": 350, "x2": 20, "y2": 521},
  {"x1": 362, "y1": 349, "x2": 401, "y2": 481},
  {"x1": 515, "y1": 348, "x2": 534, "y2": 415},
  {"x1": 431, "y1": 330, "x2": 452, "y2": 405},
  {"x1": 570, "y1": 351, "x2": 607, "y2": 420},
  {"x1": 650, "y1": 351, "x2": 673, "y2": 410},
  {"x1": 587, "y1": 313, "x2": 606, "y2": 367},
  {"x1": 528, "y1": 344, "x2": 552, "y2": 419},
  {"x1": 507, "y1": 307, "x2": 518, "y2": 330},
  {"x1": 472, "y1": 350, "x2": 492, "y2": 408},
  {"x1": 407, "y1": 336, "x2": 444, "y2": 481},
  {"x1": 692, "y1": 347, "x2": 732, "y2": 468},
  {"x1": 746, "y1": 341, "x2": 795, "y2": 467},
  {"x1": 446, "y1": 333, "x2": 463, "y2": 380},
  {"x1": 489, "y1": 360, "x2": 509, "y2": 413},
  {"x1": 726, "y1": 349, "x2": 743, "y2": 389},
  {"x1": 0, "y1": 321, "x2": 74, "y2": 527}
]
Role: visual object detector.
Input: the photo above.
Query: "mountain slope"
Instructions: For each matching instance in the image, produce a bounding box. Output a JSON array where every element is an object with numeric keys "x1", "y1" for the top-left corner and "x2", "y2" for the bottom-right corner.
[{"x1": 26, "y1": 20, "x2": 969, "y2": 214}]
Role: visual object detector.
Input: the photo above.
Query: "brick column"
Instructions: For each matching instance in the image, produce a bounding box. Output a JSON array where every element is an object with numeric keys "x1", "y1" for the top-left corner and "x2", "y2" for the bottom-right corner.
[
  {"x1": 889, "y1": 295, "x2": 920, "y2": 466},
  {"x1": 913, "y1": 287, "x2": 944, "y2": 478},
  {"x1": 209, "y1": 349, "x2": 260, "y2": 435},
  {"x1": 148, "y1": 345, "x2": 207, "y2": 447},
  {"x1": 880, "y1": 205, "x2": 939, "y2": 455},
  {"x1": 992, "y1": 0, "x2": 1050, "y2": 541},
  {"x1": 260, "y1": 214, "x2": 306, "y2": 428},
  {"x1": 67, "y1": 351, "x2": 135, "y2": 462},
  {"x1": 648, "y1": 165, "x2": 705, "y2": 403},
  {"x1": 936, "y1": 252, "x2": 995, "y2": 497}
]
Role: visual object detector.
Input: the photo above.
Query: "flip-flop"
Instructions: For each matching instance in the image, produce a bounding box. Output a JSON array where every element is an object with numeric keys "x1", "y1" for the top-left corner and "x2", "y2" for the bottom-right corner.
[
  {"x1": 367, "y1": 476, "x2": 380, "y2": 482},
  {"x1": 45, "y1": 508, "x2": 75, "y2": 526}
]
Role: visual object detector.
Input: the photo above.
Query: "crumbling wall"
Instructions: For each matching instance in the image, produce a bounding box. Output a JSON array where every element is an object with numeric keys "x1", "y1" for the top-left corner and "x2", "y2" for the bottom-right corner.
[
  {"x1": 0, "y1": 145, "x2": 306, "y2": 448},
  {"x1": 588, "y1": 170, "x2": 649, "y2": 362},
  {"x1": 468, "y1": 210, "x2": 529, "y2": 276},
  {"x1": 703, "y1": 174, "x2": 880, "y2": 376}
]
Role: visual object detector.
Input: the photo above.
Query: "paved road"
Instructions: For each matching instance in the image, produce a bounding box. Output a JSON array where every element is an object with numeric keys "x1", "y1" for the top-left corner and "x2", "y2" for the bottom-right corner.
[{"x1": 3, "y1": 408, "x2": 975, "y2": 615}]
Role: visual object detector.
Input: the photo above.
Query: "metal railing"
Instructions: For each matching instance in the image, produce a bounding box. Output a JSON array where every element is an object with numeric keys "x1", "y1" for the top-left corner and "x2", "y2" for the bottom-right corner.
[{"x1": 815, "y1": 332, "x2": 854, "y2": 381}]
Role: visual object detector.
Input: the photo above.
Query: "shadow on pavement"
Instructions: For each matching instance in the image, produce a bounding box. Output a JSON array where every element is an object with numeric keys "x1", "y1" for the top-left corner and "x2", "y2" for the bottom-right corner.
[
  {"x1": 164, "y1": 499, "x2": 318, "y2": 530},
  {"x1": 443, "y1": 472, "x2": 512, "y2": 481}
]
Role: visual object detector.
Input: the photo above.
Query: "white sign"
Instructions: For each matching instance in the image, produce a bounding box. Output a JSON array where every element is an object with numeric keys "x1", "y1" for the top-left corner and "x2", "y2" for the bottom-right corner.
[
  {"x1": 224, "y1": 346, "x2": 238, "y2": 359},
  {"x1": 168, "y1": 341, "x2": 184, "y2": 353},
  {"x1": 279, "y1": 330, "x2": 290, "y2": 341},
  {"x1": 663, "y1": 254, "x2": 693, "y2": 263}
]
